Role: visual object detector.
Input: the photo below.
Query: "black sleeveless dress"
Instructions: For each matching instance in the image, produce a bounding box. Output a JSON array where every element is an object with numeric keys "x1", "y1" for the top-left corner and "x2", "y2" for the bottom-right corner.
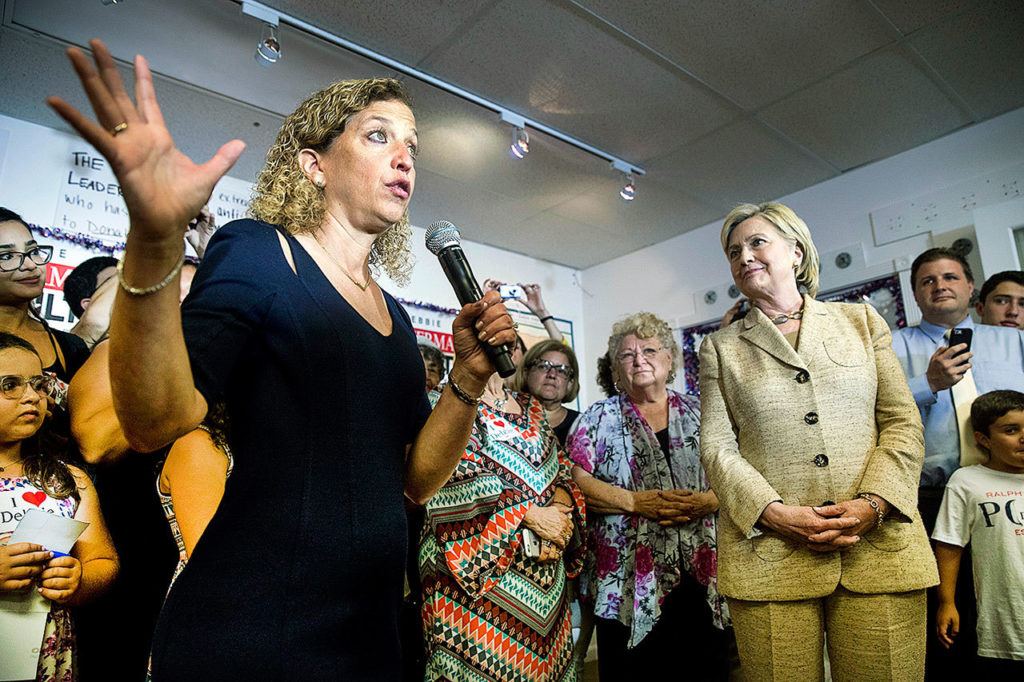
[{"x1": 149, "y1": 220, "x2": 430, "y2": 680}]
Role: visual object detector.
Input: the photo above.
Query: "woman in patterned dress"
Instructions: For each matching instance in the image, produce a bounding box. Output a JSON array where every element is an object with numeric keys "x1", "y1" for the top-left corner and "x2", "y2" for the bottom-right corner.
[
  {"x1": 568, "y1": 312, "x2": 729, "y2": 680},
  {"x1": 0, "y1": 331, "x2": 117, "y2": 681},
  {"x1": 420, "y1": 368, "x2": 586, "y2": 682}
]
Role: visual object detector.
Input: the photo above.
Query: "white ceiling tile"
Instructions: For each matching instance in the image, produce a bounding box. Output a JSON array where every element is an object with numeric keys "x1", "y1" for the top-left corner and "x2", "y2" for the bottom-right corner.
[
  {"x1": 759, "y1": 45, "x2": 972, "y2": 170},
  {"x1": 419, "y1": 0, "x2": 738, "y2": 162},
  {"x1": 499, "y1": 212, "x2": 629, "y2": 269},
  {"x1": 11, "y1": 0, "x2": 398, "y2": 117},
  {"x1": 909, "y1": 1, "x2": 1024, "y2": 120},
  {"x1": 644, "y1": 119, "x2": 838, "y2": 207},
  {"x1": 255, "y1": 0, "x2": 498, "y2": 65},
  {"x1": 576, "y1": 0, "x2": 897, "y2": 110},
  {"x1": 868, "y1": 0, "x2": 974, "y2": 34},
  {"x1": 548, "y1": 176, "x2": 722, "y2": 248}
]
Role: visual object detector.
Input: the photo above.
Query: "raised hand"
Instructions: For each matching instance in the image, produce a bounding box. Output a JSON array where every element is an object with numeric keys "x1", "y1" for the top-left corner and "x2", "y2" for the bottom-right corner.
[
  {"x1": 47, "y1": 40, "x2": 245, "y2": 247},
  {"x1": 517, "y1": 283, "x2": 548, "y2": 317},
  {"x1": 185, "y1": 205, "x2": 218, "y2": 259}
]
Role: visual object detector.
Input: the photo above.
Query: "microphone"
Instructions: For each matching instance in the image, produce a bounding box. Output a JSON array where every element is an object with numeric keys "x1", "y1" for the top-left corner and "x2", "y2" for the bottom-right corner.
[{"x1": 425, "y1": 220, "x2": 517, "y2": 378}]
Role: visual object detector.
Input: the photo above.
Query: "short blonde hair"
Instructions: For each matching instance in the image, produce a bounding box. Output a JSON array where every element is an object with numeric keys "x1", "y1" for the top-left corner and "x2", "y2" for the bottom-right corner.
[
  {"x1": 249, "y1": 78, "x2": 415, "y2": 284},
  {"x1": 512, "y1": 339, "x2": 580, "y2": 402},
  {"x1": 720, "y1": 202, "x2": 821, "y2": 297},
  {"x1": 606, "y1": 312, "x2": 679, "y2": 385}
]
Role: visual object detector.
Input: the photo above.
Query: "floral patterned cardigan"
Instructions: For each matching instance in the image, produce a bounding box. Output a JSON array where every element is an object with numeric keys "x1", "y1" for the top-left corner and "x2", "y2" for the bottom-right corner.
[{"x1": 567, "y1": 390, "x2": 728, "y2": 647}]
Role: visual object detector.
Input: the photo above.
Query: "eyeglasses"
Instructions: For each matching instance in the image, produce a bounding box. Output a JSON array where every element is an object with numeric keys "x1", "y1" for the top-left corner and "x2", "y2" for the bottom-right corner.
[
  {"x1": 616, "y1": 347, "x2": 664, "y2": 364},
  {"x1": 0, "y1": 246, "x2": 53, "y2": 272},
  {"x1": 0, "y1": 374, "x2": 55, "y2": 401},
  {"x1": 529, "y1": 359, "x2": 574, "y2": 379}
]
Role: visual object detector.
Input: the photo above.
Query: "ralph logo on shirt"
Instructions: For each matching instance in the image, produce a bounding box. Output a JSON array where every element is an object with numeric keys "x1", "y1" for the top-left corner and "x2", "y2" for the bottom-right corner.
[{"x1": 978, "y1": 496, "x2": 1024, "y2": 532}]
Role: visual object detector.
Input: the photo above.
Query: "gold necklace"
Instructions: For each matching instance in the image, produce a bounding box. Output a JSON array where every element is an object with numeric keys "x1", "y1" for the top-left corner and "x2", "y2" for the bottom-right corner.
[
  {"x1": 314, "y1": 238, "x2": 372, "y2": 291},
  {"x1": 0, "y1": 457, "x2": 22, "y2": 473},
  {"x1": 769, "y1": 309, "x2": 804, "y2": 325}
]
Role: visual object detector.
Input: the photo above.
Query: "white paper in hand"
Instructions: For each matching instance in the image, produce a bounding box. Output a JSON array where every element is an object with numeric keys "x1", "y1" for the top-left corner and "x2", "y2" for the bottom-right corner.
[{"x1": 9, "y1": 508, "x2": 88, "y2": 553}]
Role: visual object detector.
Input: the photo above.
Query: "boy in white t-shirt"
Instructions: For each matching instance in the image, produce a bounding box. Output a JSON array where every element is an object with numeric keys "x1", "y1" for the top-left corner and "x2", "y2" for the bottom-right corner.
[{"x1": 932, "y1": 389, "x2": 1024, "y2": 673}]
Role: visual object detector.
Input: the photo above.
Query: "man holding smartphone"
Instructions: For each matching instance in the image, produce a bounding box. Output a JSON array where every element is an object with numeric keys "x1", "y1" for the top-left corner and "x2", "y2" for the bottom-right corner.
[
  {"x1": 893, "y1": 248, "x2": 1024, "y2": 524},
  {"x1": 892, "y1": 247, "x2": 1024, "y2": 677}
]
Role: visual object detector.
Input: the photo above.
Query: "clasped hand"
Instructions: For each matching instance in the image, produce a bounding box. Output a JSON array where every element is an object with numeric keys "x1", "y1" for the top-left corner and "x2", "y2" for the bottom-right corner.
[
  {"x1": 0, "y1": 542, "x2": 82, "y2": 603},
  {"x1": 632, "y1": 489, "x2": 718, "y2": 526},
  {"x1": 759, "y1": 499, "x2": 877, "y2": 552},
  {"x1": 523, "y1": 504, "x2": 573, "y2": 563}
]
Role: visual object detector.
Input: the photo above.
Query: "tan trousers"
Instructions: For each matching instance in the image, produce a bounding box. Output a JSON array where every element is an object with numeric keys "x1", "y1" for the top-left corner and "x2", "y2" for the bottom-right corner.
[{"x1": 728, "y1": 587, "x2": 926, "y2": 682}]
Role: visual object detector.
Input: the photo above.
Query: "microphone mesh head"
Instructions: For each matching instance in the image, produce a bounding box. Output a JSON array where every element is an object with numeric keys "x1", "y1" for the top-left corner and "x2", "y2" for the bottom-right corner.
[{"x1": 425, "y1": 220, "x2": 461, "y2": 255}]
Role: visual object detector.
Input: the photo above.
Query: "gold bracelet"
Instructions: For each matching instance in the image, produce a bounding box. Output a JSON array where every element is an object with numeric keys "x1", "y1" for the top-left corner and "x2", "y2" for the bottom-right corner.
[
  {"x1": 446, "y1": 377, "x2": 482, "y2": 406},
  {"x1": 857, "y1": 493, "x2": 886, "y2": 528},
  {"x1": 116, "y1": 245, "x2": 186, "y2": 296}
]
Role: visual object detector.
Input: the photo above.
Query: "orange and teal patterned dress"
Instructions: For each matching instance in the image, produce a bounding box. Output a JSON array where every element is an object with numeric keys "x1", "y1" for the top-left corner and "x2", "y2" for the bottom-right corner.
[{"x1": 420, "y1": 391, "x2": 585, "y2": 682}]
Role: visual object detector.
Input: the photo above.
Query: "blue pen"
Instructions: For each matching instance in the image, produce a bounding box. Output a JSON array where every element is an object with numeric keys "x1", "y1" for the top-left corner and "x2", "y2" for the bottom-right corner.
[{"x1": 49, "y1": 551, "x2": 69, "y2": 558}]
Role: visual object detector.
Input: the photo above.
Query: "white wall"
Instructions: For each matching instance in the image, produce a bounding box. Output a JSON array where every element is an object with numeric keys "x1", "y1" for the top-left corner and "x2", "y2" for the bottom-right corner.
[
  {"x1": 384, "y1": 225, "x2": 586, "y2": 381},
  {"x1": 579, "y1": 106, "x2": 1024, "y2": 406}
]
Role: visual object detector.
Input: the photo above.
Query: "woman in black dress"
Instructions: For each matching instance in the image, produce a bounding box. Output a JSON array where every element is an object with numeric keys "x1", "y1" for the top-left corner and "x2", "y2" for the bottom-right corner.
[{"x1": 49, "y1": 40, "x2": 516, "y2": 680}]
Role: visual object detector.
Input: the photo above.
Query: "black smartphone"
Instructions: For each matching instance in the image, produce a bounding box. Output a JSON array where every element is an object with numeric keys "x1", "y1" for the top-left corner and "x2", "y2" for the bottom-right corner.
[{"x1": 948, "y1": 328, "x2": 973, "y2": 357}]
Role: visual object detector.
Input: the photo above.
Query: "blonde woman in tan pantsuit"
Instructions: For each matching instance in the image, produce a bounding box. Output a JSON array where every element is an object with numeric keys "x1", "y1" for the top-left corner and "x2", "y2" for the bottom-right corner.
[{"x1": 699, "y1": 202, "x2": 938, "y2": 681}]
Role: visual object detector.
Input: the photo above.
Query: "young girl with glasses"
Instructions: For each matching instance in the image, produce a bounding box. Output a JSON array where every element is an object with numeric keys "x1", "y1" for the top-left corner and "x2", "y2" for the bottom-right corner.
[
  {"x1": 0, "y1": 208, "x2": 92, "y2": 465},
  {"x1": 0, "y1": 331, "x2": 118, "y2": 680}
]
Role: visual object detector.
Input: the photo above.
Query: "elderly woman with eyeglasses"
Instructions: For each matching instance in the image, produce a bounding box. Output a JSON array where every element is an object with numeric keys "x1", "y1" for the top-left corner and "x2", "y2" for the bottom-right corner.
[
  {"x1": 512, "y1": 339, "x2": 581, "y2": 447},
  {"x1": 568, "y1": 312, "x2": 729, "y2": 680}
]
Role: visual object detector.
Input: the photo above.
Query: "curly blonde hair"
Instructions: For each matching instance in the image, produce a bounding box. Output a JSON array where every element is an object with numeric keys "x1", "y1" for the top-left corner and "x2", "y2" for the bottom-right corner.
[
  {"x1": 249, "y1": 78, "x2": 415, "y2": 284},
  {"x1": 606, "y1": 312, "x2": 680, "y2": 385}
]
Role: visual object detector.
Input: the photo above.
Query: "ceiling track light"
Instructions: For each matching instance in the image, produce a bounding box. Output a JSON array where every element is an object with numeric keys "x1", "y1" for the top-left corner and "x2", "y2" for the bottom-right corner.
[
  {"x1": 620, "y1": 175, "x2": 636, "y2": 201},
  {"x1": 242, "y1": 1, "x2": 282, "y2": 66},
  {"x1": 101, "y1": 0, "x2": 122, "y2": 5},
  {"x1": 501, "y1": 112, "x2": 529, "y2": 160},
  {"x1": 612, "y1": 160, "x2": 638, "y2": 201},
  {"x1": 509, "y1": 127, "x2": 529, "y2": 159},
  {"x1": 237, "y1": 1, "x2": 644, "y2": 176},
  {"x1": 256, "y1": 24, "x2": 282, "y2": 65}
]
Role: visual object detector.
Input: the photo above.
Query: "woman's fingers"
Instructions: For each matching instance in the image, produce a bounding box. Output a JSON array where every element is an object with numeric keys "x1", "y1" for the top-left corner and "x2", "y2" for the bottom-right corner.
[
  {"x1": 91, "y1": 39, "x2": 141, "y2": 125},
  {"x1": 65, "y1": 45, "x2": 126, "y2": 131},
  {"x1": 133, "y1": 54, "x2": 165, "y2": 128},
  {"x1": 8, "y1": 548, "x2": 53, "y2": 567},
  {"x1": 197, "y1": 139, "x2": 247, "y2": 190},
  {"x1": 40, "y1": 566, "x2": 73, "y2": 582},
  {"x1": 47, "y1": 96, "x2": 115, "y2": 158}
]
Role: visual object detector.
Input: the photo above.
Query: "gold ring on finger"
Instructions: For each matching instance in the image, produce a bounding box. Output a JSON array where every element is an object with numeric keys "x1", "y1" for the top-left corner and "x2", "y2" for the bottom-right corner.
[{"x1": 110, "y1": 122, "x2": 129, "y2": 136}]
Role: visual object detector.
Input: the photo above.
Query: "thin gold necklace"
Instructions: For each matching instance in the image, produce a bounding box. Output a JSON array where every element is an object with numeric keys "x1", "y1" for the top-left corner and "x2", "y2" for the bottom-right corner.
[
  {"x1": 0, "y1": 457, "x2": 22, "y2": 473},
  {"x1": 314, "y1": 237, "x2": 372, "y2": 291}
]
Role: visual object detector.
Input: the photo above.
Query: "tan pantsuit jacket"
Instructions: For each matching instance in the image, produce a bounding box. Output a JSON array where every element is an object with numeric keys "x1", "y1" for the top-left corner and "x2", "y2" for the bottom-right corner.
[{"x1": 698, "y1": 296, "x2": 938, "y2": 602}]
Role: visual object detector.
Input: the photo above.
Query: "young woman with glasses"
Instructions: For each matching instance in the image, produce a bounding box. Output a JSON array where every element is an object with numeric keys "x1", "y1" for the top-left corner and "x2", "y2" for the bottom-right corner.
[{"x1": 0, "y1": 208, "x2": 90, "y2": 457}]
